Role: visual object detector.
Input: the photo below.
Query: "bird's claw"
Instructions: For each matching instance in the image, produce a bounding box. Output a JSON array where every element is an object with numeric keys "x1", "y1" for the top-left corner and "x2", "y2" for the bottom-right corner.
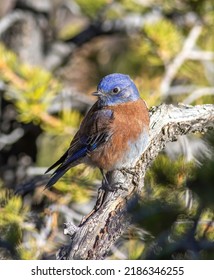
[{"x1": 102, "y1": 181, "x2": 128, "y2": 192}]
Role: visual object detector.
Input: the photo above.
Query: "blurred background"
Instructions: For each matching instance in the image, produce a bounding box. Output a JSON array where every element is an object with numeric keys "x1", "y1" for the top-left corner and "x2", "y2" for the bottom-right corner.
[{"x1": 0, "y1": 0, "x2": 214, "y2": 260}]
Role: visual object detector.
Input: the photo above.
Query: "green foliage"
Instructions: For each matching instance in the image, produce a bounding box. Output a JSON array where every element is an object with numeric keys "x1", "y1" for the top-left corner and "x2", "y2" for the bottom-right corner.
[
  {"x1": 0, "y1": 44, "x2": 61, "y2": 125},
  {"x1": 0, "y1": 186, "x2": 29, "y2": 249},
  {"x1": 129, "y1": 151, "x2": 214, "y2": 259},
  {"x1": 117, "y1": 0, "x2": 148, "y2": 13},
  {"x1": 75, "y1": 0, "x2": 108, "y2": 18},
  {"x1": 146, "y1": 155, "x2": 195, "y2": 198},
  {"x1": 179, "y1": 60, "x2": 209, "y2": 87},
  {"x1": 58, "y1": 22, "x2": 86, "y2": 40},
  {"x1": 143, "y1": 19, "x2": 183, "y2": 63}
]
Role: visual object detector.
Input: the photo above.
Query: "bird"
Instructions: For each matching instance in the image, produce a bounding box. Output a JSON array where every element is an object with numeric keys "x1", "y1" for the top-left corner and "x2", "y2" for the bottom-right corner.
[{"x1": 45, "y1": 73, "x2": 150, "y2": 189}]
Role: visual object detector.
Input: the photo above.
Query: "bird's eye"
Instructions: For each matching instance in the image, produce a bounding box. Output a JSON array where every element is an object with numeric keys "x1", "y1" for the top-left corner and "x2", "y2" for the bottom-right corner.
[{"x1": 112, "y1": 87, "x2": 120, "y2": 94}]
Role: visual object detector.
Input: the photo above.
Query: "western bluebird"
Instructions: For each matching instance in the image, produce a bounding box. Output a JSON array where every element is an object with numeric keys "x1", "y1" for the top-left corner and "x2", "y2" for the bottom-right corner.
[{"x1": 45, "y1": 73, "x2": 150, "y2": 188}]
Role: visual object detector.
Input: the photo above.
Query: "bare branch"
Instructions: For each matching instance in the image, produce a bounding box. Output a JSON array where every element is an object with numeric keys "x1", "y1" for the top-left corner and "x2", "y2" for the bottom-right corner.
[
  {"x1": 0, "y1": 10, "x2": 26, "y2": 36},
  {"x1": 0, "y1": 128, "x2": 24, "y2": 150},
  {"x1": 187, "y1": 50, "x2": 214, "y2": 61},
  {"x1": 184, "y1": 87, "x2": 214, "y2": 104},
  {"x1": 57, "y1": 103, "x2": 214, "y2": 260},
  {"x1": 165, "y1": 85, "x2": 198, "y2": 96},
  {"x1": 160, "y1": 25, "x2": 202, "y2": 96}
]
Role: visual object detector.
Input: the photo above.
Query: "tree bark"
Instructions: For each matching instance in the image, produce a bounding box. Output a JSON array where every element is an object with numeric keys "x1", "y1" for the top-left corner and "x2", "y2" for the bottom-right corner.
[{"x1": 57, "y1": 103, "x2": 214, "y2": 260}]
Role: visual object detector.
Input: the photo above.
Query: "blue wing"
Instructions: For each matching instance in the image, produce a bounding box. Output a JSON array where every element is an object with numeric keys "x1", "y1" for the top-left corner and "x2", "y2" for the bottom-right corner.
[{"x1": 45, "y1": 103, "x2": 113, "y2": 188}]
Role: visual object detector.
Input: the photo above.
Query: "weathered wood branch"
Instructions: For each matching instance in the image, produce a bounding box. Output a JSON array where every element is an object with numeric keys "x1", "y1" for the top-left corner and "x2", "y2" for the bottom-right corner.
[{"x1": 57, "y1": 103, "x2": 214, "y2": 260}]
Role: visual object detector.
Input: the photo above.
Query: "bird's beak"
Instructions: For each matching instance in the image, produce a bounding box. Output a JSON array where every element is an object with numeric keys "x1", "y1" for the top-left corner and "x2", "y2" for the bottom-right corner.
[{"x1": 92, "y1": 90, "x2": 104, "y2": 97}]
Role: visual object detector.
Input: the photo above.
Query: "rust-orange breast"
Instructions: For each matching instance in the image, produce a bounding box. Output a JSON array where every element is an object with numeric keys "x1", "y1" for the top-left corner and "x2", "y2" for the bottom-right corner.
[{"x1": 89, "y1": 99, "x2": 150, "y2": 171}]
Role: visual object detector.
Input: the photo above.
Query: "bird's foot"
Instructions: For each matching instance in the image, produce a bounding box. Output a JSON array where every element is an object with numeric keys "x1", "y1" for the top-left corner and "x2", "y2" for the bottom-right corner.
[
  {"x1": 100, "y1": 169, "x2": 128, "y2": 191},
  {"x1": 108, "y1": 182, "x2": 128, "y2": 191},
  {"x1": 102, "y1": 180, "x2": 128, "y2": 192}
]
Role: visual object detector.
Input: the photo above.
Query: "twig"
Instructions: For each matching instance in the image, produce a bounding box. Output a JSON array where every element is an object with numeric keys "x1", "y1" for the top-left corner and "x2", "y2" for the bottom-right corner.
[
  {"x1": 0, "y1": 128, "x2": 24, "y2": 150},
  {"x1": 47, "y1": 88, "x2": 93, "y2": 115},
  {"x1": 165, "y1": 85, "x2": 198, "y2": 96},
  {"x1": 187, "y1": 50, "x2": 214, "y2": 61},
  {"x1": 184, "y1": 87, "x2": 214, "y2": 104},
  {"x1": 0, "y1": 10, "x2": 26, "y2": 36}
]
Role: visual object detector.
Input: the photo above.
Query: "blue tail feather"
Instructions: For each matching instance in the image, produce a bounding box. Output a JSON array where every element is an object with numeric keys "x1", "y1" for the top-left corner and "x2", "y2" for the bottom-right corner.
[
  {"x1": 45, "y1": 168, "x2": 68, "y2": 189},
  {"x1": 45, "y1": 147, "x2": 88, "y2": 189}
]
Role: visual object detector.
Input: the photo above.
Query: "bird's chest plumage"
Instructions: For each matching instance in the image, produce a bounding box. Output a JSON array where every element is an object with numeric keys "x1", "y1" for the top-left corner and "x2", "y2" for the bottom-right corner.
[{"x1": 89, "y1": 99, "x2": 149, "y2": 171}]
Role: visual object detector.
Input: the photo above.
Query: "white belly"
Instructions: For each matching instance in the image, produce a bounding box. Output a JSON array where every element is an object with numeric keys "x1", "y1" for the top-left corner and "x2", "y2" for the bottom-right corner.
[{"x1": 112, "y1": 131, "x2": 149, "y2": 169}]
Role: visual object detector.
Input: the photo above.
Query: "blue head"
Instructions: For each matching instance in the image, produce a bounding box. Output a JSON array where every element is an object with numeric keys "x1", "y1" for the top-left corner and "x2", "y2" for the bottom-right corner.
[{"x1": 93, "y1": 73, "x2": 140, "y2": 106}]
